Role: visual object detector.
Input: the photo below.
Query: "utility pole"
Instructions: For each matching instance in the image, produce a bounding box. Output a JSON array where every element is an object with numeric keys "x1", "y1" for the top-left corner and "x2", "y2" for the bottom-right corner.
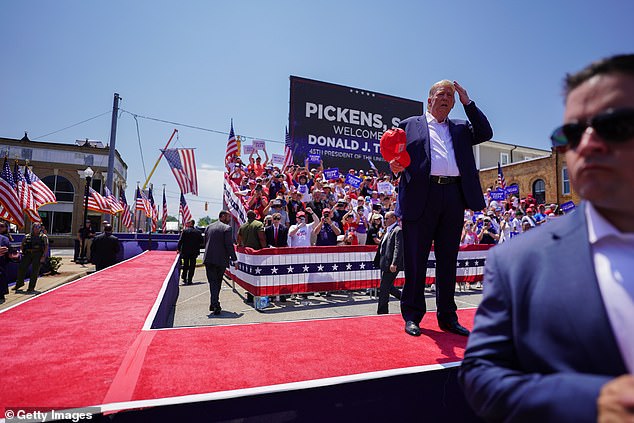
[{"x1": 106, "y1": 93, "x2": 121, "y2": 193}]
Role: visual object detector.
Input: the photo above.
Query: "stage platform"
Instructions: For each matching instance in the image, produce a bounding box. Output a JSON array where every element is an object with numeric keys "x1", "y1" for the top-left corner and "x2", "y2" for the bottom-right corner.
[{"x1": 0, "y1": 251, "x2": 482, "y2": 422}]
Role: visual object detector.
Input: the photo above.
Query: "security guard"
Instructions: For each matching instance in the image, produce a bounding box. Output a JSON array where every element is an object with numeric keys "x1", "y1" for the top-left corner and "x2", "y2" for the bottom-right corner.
[{"x1": 14, "y1": 223, "x2": 49, "y2": 293}]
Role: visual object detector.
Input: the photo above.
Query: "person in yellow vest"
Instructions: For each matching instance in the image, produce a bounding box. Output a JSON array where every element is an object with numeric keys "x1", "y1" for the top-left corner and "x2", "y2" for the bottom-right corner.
[{"x1": 14, "y1": 223, "x2": 49, "y2": 293}]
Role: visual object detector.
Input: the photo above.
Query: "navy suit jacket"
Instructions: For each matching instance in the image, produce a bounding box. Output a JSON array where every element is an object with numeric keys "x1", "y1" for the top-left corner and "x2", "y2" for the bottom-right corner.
[
  {"x1": 459, "y1": 202, "x2": 627, "y2": 423},
  {"x1": 396, "y1": 101, "x2": 492, "y2": 221},
  {"x1": 265, "y1": 224, "x2": 288, "y2": 247}
]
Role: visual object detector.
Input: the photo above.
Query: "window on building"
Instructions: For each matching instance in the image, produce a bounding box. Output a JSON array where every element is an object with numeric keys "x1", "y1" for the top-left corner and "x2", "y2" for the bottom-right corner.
[
  {"x1": 533, "y1": 179, "x2": 546, "y2": 205},
  {"x1": 42, "y1": 175, "x2": 74, "y2": 202},
  {"x1": 562, "y1": 167, "x2": 570, "y2": 195},
  {"x1": 40, "y1": 175, "x2": 75, "y2": 234},
  {"x1": 500, "y1": 152, "x2": 509, "y2": 165}
]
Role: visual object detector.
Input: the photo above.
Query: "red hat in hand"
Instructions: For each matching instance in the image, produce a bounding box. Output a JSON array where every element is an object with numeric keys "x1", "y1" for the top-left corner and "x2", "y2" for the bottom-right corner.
[{"x1": 380, "y1": 128, "x2": 410, "y2": 168}]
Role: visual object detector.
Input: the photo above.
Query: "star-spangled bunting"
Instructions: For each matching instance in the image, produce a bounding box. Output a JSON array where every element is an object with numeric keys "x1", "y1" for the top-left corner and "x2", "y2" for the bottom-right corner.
[
  {"x1": 14, "y1": 162, "x2": 40, "y2": 223},
  {"x1": 0, "y1": 158, "x2": 24, "y2": 227},
  {"x1": 161, "y1": 186, "x2": 168, "y2": 234},
  {"x1": 179, "y1": 192, "x2": 192, "y2": 224},
  {"x1": 162, "y1": 148, "x2": 198, "y2": 196}
]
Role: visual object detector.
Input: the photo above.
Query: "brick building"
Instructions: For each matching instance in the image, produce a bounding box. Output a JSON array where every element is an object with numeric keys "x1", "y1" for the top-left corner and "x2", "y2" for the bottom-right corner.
[
  {"x1": 479, "y1": 148, "x2": 581, "y2": 207},
  {"x1": 0, "y1": 134, "x2": 128, "y2": 247}
]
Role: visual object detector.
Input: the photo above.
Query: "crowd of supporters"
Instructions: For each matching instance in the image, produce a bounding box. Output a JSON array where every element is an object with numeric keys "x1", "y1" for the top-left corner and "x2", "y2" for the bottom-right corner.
[{"x1": 226, "y1": 153, "x2": 568, "y2": 250}]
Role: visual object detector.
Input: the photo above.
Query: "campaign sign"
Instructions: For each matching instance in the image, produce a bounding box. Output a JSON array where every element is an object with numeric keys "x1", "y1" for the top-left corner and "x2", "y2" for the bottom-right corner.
[
  {"x1": 345, "y1": 174, "x2": 363, "y2": 188},
  {"x1": 271, "y1": 154, "x2": 285, "y2": 165},
  {"x1": 289, "y1": 76, "x2": 423, "y2": 174},
  {"x1": 560, "y1": 201, "x2": 576, "y2": 214},
  {"x1": 377, "y1": 181, "x2": 393, "y2": 195},
  {"x1": 242, "y1": 144, "x2": 255, "y2": 155},
  {"x1": 307, "y1": 154, "x2": 321, "y2": 164},
  {"x1": 323, "y1": 168, "x2": 340, "y2": 181},
  {"x1": 490, "y1": 189, "x2": 506, "y2": 201},
  {"x1": 252, "y1": 140, "x2": 266, "y2": 150},
  {"x1": 505, "y1": 185, "x2": 519, "y2": 195}
]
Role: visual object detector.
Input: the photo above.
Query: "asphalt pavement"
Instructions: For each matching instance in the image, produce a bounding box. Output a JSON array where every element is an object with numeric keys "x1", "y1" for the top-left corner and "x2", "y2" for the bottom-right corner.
[{"x1": 173, "y1": 268, "x2": 484, "y2": 327}]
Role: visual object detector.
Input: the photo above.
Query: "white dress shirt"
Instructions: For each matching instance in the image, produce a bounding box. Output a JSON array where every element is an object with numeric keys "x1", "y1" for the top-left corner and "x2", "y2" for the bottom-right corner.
[
  {"x1": 586, "y1": 202, "x2": 634, "y2": 373},
  {"x1": 426, "y1": 111, "x2": 460, "y2": 177}
]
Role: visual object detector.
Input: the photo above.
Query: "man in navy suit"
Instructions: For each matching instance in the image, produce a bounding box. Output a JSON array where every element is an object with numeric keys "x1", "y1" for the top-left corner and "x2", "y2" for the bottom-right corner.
[
  {"x1": 459, "y1": 54, "x2": 634, "y2": 422},
  {"x1": 265, "y1": 213, "x2": 289, "y2": 247},
  {"x1": 390, "y1": 80, "x2": 493, "y2": 337}
]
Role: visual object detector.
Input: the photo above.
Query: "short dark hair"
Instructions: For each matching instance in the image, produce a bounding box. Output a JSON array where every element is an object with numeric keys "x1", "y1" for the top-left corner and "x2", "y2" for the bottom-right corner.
[
  {"x1": 565, "y1": 54, "x2": 634, "y2": 97},
  {"x1": 218, "y1": 210, "x2": 230, "y2": 219}
]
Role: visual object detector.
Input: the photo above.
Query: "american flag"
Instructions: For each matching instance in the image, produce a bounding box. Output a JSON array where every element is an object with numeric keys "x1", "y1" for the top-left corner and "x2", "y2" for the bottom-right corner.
[
  {"x1": 162, "y1": 148, "x2": 198, "y2": 195},
  {"x1": 87, "y1": 187, "x2": 111, "y2": 214},
  {"x1": 225, "y1": 120, "x2": 238, "y2": 164},
  {"x1": 119, "y1": 190, "x2": 134, "y2": 231},
  {"x1": 135, "y1": 186, "x2": 152, "y2": 218},
  {"x1": 162, "y1": 186, "x2": 168, "y2": 233},
  {"x1": 282, "y1": 126, "x2": 294, "y2": 172},
  {"x1": 148, "y1": 185, "x2": 158, "y2": 232},
  {"x1": 0, "y1": 158, "x2": 24, "y2": 227},
  {"x1": 25, "y1": 167, "x2": 56, "y2": 207},
  {"x1": 14, "y1": 163, "x2": 40, "y2": 223},
  {"x1": 104, "y1": 186, "x2": 124, "y2": 214},
  {"x1": 497, "y1": 162, "x2": 506, "y2": 190},
  {"x1": 179, "y1": 192, "x2": 192, "y2": 224}
]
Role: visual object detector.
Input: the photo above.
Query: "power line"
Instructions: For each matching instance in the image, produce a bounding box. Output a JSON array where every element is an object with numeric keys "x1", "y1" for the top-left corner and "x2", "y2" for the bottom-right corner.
[
  {"x1": 119, "y1": 109, "x2": 284, "y2": 144},
  {"x1": 32, "y1": 111, "x2": 111, "y2": 140}
]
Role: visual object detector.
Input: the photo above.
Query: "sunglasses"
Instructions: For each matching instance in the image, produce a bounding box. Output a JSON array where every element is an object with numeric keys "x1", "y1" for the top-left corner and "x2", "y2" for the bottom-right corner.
[
  {"x1": 273, "y1": 217, "x2": 281, "y2": 220},
  {"x1": 550, "y1": 108, "x2": 634, "y2": 151}
]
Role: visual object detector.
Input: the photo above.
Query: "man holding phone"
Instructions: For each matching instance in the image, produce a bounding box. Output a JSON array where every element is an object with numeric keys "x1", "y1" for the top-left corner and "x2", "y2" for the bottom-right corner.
[{"x1": 312, "y1": 208, "x2": 341, "y2": 246}]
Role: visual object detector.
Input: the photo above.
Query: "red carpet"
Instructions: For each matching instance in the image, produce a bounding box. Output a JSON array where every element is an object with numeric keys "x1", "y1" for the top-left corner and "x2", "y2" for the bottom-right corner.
[{"x1": 0, "y1": 251, "x2": 475, "y2": 414}]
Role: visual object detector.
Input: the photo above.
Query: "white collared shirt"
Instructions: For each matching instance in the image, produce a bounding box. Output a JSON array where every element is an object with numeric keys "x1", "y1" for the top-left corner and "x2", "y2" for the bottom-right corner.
[
  {"x1": 380, "y1": 221, "x2": 399, "y2": 249},
  {"x1": 586, "y1": 202, "x2": 634, "y2": 372},
  {"x1": 426, "y1": 111, "x2": 460, "y2": 177}
]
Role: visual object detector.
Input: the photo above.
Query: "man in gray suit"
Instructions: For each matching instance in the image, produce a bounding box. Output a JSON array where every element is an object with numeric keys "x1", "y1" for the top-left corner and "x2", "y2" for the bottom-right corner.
[
  {"x1": 203, "y1": 210, "x2": 237, "y2": 315},
  {"x1": 374, "y1": 211, "x2": 403, "y2": 314}
]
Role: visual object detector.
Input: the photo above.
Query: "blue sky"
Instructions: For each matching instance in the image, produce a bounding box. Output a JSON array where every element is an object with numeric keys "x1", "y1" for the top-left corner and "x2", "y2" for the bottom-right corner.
[{"x1": 1, "y1": 0, "x2": 632, "y2": 220}]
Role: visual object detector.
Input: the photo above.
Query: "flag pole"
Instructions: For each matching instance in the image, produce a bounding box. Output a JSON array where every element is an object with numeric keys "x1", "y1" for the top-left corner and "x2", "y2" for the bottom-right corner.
[{"x1": 142, "y1": 129, "x2": 178, "y2": 190}]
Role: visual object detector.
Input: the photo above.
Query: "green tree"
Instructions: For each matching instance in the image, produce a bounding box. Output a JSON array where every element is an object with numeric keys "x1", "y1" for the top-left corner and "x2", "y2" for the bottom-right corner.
[
  {"x1": 166, "y1": 215, "x2": 178, "y2": 222},
  {"x1": 197, "y1": 216, "x2": 212, "y2": 226}
]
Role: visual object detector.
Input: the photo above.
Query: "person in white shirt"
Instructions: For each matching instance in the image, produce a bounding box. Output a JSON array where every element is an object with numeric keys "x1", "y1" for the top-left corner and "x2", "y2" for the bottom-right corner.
[
  {"x1": 460, "y1": 54, "x2": 634, "y2": 423},
  {"x1": 287, "y1": 208, "x2": 319, "y2": 247}
]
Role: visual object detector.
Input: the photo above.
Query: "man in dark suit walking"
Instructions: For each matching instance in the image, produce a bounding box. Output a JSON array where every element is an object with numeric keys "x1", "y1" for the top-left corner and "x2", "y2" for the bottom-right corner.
[
  {"x1": 265, "y1": 212, "x2": 288, "y2": 247},
  {"x1": 459, "y1": 54, "x2": 634, "y2": 423},
  {"x1": 177, "y1": 219, "x2": 203, "y2": 285},
  {"x1": 203, "y1": 210, "x2": 237, "y2": 315},
  {"x1": 90, "y1": 224, "x2": 120, "y2": 271},
  {"x1": 390, "y1": 80, "x2": 493, "y2": 337},
  {"x1": 373, "y1": 211, "x2": 403, "y2": 314}
]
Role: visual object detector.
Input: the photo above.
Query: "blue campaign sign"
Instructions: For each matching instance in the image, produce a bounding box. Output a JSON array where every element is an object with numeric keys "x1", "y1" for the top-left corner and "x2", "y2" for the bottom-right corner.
[
  {"x1": 490, "y1": 189, "x2": 506, "y2": 201},
  {"x1": 345, "y1": 174, "x2": 363, "y2": 188},
  {"x1": 560, "y1": 201, "x2": 576, "y2": 213},
  {"x1": 323, "y1": 168, "x2": 340, "y2": 180},
  {"x1": 307, "y1": 154, "x2": 321, "y2": 164},
  {"x1": 505, "y1": 185, "x2": 519, "y2": 195},
  {"x1": 289, "y1": 76, "x2": 423, "y2": 174}
]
